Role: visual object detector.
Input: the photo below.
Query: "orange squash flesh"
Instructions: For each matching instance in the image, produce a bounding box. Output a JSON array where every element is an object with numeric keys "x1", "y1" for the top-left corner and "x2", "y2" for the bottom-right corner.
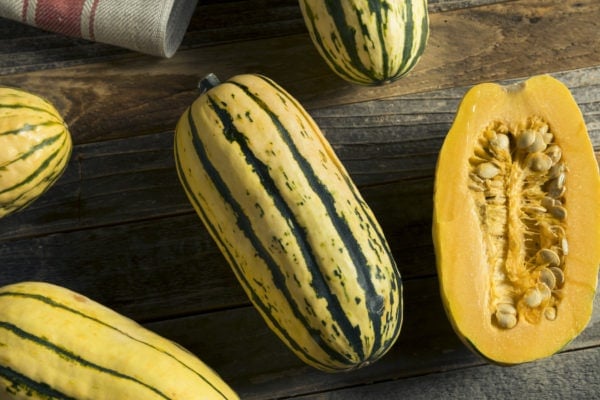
[{"x1": 433, "y1": 75, "x2": 600, "y2": 364}]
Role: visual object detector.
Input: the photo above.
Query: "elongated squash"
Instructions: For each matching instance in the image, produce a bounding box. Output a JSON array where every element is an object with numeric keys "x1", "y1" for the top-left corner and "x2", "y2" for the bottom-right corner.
[
  {"x1": 0, "y1": 281, "x2": 238, "y2": 400},
  {"x1": 433, "y1": 75, "x2": 600, "y2": 364},
  {"x1": 174, "y1": 73, "x2": 402, "y2": 372},
  {"x1": 0, "y1": 87, "x2": 72, "y2": 218},
  {"x1": 298, "y1": 0, "x2": 429, "y2": 85}
]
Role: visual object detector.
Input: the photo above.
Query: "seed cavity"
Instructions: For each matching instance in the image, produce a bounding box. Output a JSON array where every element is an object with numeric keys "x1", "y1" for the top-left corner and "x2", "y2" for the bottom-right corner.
[{"x1": 468, "y1": 117, "x2": 567, "y2": 329}]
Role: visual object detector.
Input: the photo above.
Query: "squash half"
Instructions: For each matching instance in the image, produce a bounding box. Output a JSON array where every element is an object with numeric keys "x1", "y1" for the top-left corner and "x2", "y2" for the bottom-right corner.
[{"x1": 433, "y1": 75, "x2": 600, "y2": 364}]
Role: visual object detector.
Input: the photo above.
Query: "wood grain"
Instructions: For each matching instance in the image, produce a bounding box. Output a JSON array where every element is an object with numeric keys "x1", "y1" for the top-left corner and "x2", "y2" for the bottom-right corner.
[{"x1": 291, "y1": 347, "x2": 600, "y2": 399}]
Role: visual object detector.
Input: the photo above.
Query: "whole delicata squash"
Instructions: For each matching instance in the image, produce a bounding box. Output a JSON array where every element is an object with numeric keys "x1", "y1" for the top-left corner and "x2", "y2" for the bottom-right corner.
[
  {"x1": 433, "y1": 75, "x2": 600, "y2": 364},
  {"x1": 174, "y1": 73, "x2": 402, "y2": 372}
]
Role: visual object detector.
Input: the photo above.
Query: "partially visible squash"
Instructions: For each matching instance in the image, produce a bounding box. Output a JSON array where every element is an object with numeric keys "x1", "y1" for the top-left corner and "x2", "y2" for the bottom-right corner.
[
  {"x1": 0, "y1": 281, "x2": 239, "y2": 399},
  {"x1": 433, "y1": 75, "x2": 600, "y2": 364},
  {"x1": 298, "y1": 0, "x2": 429, "y2": 85},
  {"x1": 0, "y1": 87, "x2": 72, "y2": 218}
]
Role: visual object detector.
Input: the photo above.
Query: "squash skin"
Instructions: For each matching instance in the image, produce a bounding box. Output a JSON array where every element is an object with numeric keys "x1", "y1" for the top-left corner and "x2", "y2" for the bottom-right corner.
[
  {"x1": 433, "y1": 75, "x2": 600, "y2": 364},
  {"x1": 0, "y1": 88, "x2": 72, "y2": 219},
  {"x1": 174, "y1": 73, "x2": 402, "y2": 372},
  {"x1": 298, "y1": 0, "x2": 429, "y2": 86},
  {"x1": 0, "y1": 281, "x2": 239, "y2": 400}
]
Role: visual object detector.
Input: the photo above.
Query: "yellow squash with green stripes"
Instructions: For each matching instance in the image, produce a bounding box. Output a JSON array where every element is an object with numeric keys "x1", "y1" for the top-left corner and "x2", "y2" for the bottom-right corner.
[
  {"x1": 299, "y1": 0, "x2": 429, "y2": 85},
  {"x1": 174, "y1": 73, "x2": 403, "y2": 372},
  {"x1": 0, "y1": 88, "x2": 72, "y2": 219},
  {"x1": 0, "y1": 281, "x2": 239, "y2": 399}
]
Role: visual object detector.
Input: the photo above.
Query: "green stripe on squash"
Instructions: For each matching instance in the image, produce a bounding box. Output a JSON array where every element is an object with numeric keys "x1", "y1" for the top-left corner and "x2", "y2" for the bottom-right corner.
[{"x1": 174, "y1": 73, "x2": 403, "y2": 372}]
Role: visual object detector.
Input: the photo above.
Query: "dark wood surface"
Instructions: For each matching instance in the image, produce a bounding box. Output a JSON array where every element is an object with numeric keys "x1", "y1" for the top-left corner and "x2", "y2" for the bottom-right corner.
[{"x1": 1, "y1": 1, "x2": 599, "y2": 398}]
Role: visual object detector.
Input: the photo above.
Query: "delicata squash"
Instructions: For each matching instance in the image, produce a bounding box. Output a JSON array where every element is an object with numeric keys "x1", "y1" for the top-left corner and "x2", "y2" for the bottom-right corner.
[
  {"x1": 433, "y1": 75, "x2": 600, "y2": 364},
  {"x1": 174, "y1": 73, "x2": 402, "y2": 372}
]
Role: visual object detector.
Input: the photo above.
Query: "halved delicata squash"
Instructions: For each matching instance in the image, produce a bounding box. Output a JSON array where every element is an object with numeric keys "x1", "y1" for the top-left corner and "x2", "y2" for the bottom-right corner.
[{"x1": 433, "y1": 75, "x2": 600, "y2": 364}]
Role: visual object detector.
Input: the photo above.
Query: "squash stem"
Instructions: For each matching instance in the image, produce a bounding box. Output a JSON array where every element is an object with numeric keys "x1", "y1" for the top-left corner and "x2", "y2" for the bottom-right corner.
[{"x1": 198, "y1": 73, "x2": 221, "y2": 94}]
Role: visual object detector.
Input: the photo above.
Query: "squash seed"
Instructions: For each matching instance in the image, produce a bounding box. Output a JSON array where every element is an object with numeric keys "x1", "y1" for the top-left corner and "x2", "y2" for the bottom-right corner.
[
  {"x1": 527, "y1": 133, "x2": 547, "y2": 153},
  {"x1": 491, "y1": 133, "x2": 510, "y2": 151},
  {"x1": 549, "y1": 267, "x2": 565, "y2": 287},
  {"x1": 496, "y1": 310, "x2": 518, "y2": 329},
  {"x1": 545, "y1": 145, "x2": 562, "y2": 164},
  {"x1": 549, "y1": 205, "x2": 567, "y2": 220},
  {"x1": 523, "y1": 287, "x2": 543, "y2": 308},
  {"x1": 544, "y1": 306, "x2": 557, "y2": 321},
  {"x1": 517, "y1": 129, "x2": 536, "y2": 149},
  {"x1": 537, "y1": 249, "x2": 561, "y2": 268},
  {"x1": 561, "y1": 238, "x2": 569, "y2": 256},
  {"x1": 497, "y1": 302, "x2": 517, "y2": 315},
  {"x1": 476, "y1": 162, "x2": 501, "y2": 179},
  {"x1": 528, "y1": 153, "x2": 553, "y2": 172},
  {"x1": 523, "y1": 204, "x2": 546, "y2": 214},
  {"x1": 546, "y1": 175, "x2": 566, "y2": 198},
  {"x1": 541, "y1": 196, "x2": 559, "y2": 209},
  {"x1": 537, "y1": 282, "x2": 552, "y2": 302},
  {"x1": 548, "y1": 163, "x2": 565, "y2": 179},
  {"x1": 539, "y1": 268, "x2": 556, "y2": 290},
  {"x1": 468, "y1": 117, "x2": 568, "y2": 329}
]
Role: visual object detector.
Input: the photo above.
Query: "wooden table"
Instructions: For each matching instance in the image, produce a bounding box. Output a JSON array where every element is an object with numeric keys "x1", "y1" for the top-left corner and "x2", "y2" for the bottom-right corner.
[{"x1": 1, "y1": 0, "x2": 599, "y2": 398}]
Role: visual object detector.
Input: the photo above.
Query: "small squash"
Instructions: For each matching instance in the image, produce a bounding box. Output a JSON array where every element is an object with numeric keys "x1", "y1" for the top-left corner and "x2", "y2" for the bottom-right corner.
[
  {"x1": 298, "y1": 0, "x2": 429, "y2": 86},
  {"x1": 0, "y1": 281, "x2": 239, "y2": 399},
  {"x1": 0, "y1": 87, "x2": 72, "y2": 219},
  {"x1": 433, "y1": 75, "x2": 600, "y2": 364},
  {"x1": 174, "y1": 73, "x2": 402, "y2": 372}
]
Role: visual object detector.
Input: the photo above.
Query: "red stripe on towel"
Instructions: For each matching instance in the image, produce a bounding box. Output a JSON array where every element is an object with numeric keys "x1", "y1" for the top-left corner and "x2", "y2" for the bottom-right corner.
[
  {"x1": 21, "y1": 0, "x2": 29, "y2": 22},
  {"x1": 88, "y1": 0, "x2": 101, "y2": 40},
  {"x1": 35, "y1": 0, "x2": 86, "y2": 37}
]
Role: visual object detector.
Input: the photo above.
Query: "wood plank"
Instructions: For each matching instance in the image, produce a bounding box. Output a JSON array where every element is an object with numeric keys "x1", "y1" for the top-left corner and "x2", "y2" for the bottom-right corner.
[
  {"x1": 145, "y1": 276, "x2": 600, "y2": 399},
  {"x1": 0, "y1": 0, "x2": 597, "y2": 144},
  {"x1": 290, "y1": 347, "x2": 600, "y2": 399}
]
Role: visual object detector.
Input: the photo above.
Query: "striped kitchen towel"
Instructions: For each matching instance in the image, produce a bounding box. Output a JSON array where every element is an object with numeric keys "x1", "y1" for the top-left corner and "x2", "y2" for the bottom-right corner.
[{"x1": 0, "y1": 0, "x2": 198, "y2": 57}]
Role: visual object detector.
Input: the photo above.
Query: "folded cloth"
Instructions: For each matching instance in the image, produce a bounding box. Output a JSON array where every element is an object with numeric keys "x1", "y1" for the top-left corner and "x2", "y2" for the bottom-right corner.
[{"x1": 0, "y1": 0, "x2": 198, "y2": 57}]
